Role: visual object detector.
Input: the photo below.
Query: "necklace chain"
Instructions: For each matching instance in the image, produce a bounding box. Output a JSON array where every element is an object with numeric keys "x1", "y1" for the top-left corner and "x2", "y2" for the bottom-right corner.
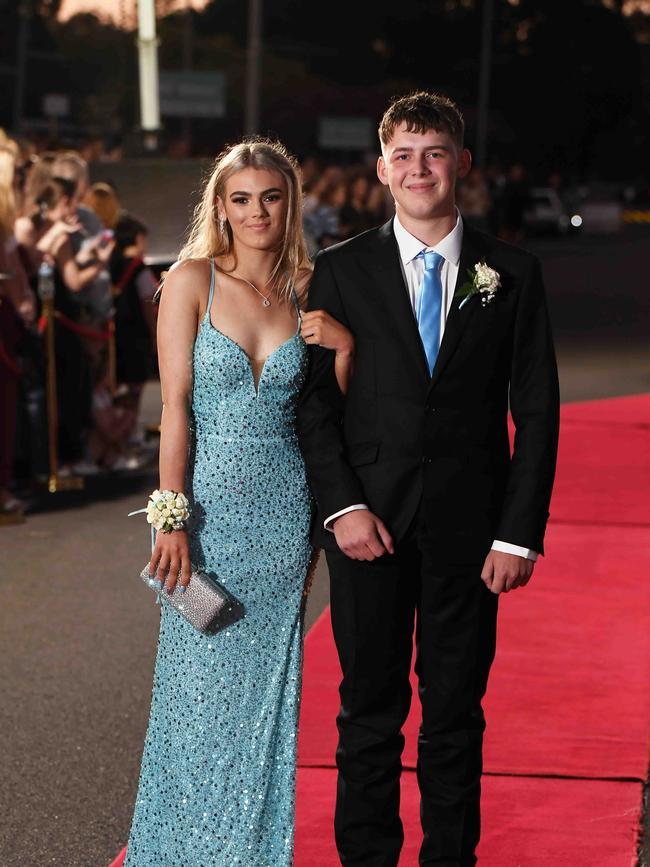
[{"x1": 233, "y1": 273, "x2": 273, "y2": 307}]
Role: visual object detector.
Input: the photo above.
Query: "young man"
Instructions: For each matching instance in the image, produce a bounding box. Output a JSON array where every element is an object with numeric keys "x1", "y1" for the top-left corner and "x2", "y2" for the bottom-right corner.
[{"x1": 297, "y1": 92, "x2": 560, "y2": 866}]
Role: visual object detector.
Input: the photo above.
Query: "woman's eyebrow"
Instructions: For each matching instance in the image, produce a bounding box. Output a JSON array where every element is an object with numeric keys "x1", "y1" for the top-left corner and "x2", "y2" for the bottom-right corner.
[{"x1": 229, "y1": 187, "x2": 283, "y2": 197}]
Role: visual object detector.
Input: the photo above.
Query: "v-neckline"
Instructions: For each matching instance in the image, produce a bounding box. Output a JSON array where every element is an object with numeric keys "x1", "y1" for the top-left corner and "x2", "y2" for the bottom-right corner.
[{"x1": 202, "y1": 316, "x2": 301, "y2": 397}]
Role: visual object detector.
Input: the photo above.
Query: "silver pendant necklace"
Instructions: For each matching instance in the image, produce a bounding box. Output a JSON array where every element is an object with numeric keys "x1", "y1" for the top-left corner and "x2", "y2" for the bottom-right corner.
[{"x1": 234, "y1": 273, "x2": 273, "y2": 307}]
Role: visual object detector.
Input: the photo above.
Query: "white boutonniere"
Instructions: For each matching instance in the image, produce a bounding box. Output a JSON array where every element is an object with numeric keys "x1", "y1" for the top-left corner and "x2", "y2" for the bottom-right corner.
[{"x1": 457, "y1": 261, "x2": 501, "y2": 309}]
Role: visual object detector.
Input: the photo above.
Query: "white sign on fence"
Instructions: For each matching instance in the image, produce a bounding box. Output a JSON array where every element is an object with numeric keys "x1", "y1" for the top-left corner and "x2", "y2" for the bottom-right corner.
[
  {"x1": 318, "y1": 116, "x2": 374, "y2": 151},
  {"x1": 159, "y1": 71, "x2": 226, "y2": 118},
  {"x1": 43, "y1": 94, "x2": 70, "y2": 118}
]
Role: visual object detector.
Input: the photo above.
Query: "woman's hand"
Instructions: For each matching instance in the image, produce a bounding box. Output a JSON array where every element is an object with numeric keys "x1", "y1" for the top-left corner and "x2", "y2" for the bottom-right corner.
[
  {"x1": 301, "y1": 309, "x2": 355, "y2": 394},
  {"x1": 148, "y1": 529, "x2": 191, "y2": 594},
  {"x1": 301, "y1": 309, "x2": 354, "y2": 357},
  {"x1": 85, "y1": 234, "x2": 116, "y2": 265},
  {"x1": 36, "y1": 219, "x2": 82, "y2": 254}
]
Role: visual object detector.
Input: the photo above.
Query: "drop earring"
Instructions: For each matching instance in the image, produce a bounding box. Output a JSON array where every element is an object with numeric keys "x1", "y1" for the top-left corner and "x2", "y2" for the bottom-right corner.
[{"x1": 218, "y1": 215, "x2": 226, "y2": 234}]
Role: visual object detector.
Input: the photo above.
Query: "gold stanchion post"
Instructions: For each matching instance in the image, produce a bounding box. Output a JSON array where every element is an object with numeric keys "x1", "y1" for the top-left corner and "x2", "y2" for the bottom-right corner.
[
  {"x1": 38, "y1": 261, "x2": 83, "y2": 493},
  {"x1": 107, "y1": 315, "x2": 117, "y2": 396}
]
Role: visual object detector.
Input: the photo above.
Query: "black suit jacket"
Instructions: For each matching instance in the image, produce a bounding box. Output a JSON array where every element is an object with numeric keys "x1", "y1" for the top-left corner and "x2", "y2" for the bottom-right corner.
[{"x1": 296, "y1": 219, "x2": 560, "y2": 564}]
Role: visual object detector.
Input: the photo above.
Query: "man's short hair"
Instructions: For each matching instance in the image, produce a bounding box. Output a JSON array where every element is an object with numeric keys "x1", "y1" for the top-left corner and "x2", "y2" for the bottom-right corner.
[{"x1": 379, "y1": 91, "x2": 465, "y2": 150}]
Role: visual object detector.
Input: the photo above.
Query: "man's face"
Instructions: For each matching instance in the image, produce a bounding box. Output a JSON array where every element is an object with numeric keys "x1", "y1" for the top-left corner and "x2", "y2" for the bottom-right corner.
[{"x1": 377, "y1": 123, "x2": 471, "y2": 222}]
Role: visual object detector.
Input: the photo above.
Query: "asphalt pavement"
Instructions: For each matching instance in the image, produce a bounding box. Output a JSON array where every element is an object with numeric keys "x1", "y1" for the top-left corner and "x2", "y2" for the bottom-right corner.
[{"x1": 1, "y1": 229, "x2": 649, "y2": 867}]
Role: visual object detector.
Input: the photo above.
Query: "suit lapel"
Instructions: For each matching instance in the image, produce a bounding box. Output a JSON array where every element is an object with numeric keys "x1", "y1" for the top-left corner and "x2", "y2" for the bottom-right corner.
[
  {"x1": 367, "y1": 220, "x2": 430, "y2": 382},
  {"x1": 428, "y1": 224, "x2": 484, "y2": 392}
]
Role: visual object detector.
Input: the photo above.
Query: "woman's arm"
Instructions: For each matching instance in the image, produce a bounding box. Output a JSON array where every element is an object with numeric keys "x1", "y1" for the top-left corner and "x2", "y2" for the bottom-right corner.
[
  {"x1": 157, "y1": 262, "x2": 199, "y2": 491},
  {"x1": 53, "y1": 235, "x2": 113, "y2": 293},
  {"x1": 300, "y1": 308, "x2": 355, "y2": 394},
  {"x1": 35, "y1": 218, "x2": 82, "y2": 256},
  {"x1": 148, "y1": 260, "x2": 204, "y2": 592},
  {"x1": 295, "y1": 266, "x2": 356, "y2": 393}
]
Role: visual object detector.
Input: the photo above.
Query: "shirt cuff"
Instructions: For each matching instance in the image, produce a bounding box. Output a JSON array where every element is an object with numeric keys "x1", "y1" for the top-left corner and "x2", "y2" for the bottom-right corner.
[
  {"x1": 491, "y1": 540, "x2": 538, "y2": 562},
  {"x1": 324, "y1": 504, "x2": 369, "y2": 532}
]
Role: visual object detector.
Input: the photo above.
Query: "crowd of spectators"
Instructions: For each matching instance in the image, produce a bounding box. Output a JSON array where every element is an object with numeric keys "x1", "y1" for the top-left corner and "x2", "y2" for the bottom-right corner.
[
  {"x1": 0, "y1": 133, "x2": 158, "y2": 518},
  {"x1": 302, "y1": 157, "x2": 542, "y2": 252}
]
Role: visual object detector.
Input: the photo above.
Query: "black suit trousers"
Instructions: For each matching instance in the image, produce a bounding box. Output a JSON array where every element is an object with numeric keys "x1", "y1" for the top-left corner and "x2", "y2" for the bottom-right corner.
[{"x1": 327, "y1": 515, "x2": 499, "y2": 867}]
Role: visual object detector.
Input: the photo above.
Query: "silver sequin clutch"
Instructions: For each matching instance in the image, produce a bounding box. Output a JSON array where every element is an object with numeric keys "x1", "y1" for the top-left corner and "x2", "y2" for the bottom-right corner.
[{"x1": 140, "y1": 565, "x2": 245, "y2": 634}]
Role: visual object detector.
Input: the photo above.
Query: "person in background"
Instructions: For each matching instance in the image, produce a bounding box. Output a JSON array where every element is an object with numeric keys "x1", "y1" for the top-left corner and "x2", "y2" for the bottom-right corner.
[
  {"x1": 457, "y1": 168, "x2": 492, "y2": 233},
  {"x1": 0, "y1": 141, "x2": 36, "y2": 514},
  {"x1": 107, "y1": 212, "x2": 158, "y2": 468},
  {"x1": 15, "y1": 177, "x2": 114, "y2": 476},
  {"x1": 303, "y1": 177, "x2": 346, "y2": 250},
  {"x1": 78, "y1": 136, "x2": 104, "y2": 164},
  {"x1": 498, "y1": 162, "x2": 531, "y2": 244},
  {"x1": 84, "y1": 181, "x2": 121, "y2": 230},
  {"x1": 22, "y1": 151, "x2": 57, "y2": 217},
  {"x1": 365, "y1": 178, "x2": 394, "y2": 225},
  {"x1": 339, "y1": 170, "x2": 374, "y2": 239},
  {"x1": 299, "y1": 155, "x2": 320, "y2": 193},
  {"x1": 51, "y1": 152, "x2": 113, "y2": 325}
]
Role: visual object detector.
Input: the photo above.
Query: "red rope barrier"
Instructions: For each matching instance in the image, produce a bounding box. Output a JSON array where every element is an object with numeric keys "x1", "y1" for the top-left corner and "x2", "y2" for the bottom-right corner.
[{"x1": 54, "y1": 310, "x2": 111, "y2": 341}]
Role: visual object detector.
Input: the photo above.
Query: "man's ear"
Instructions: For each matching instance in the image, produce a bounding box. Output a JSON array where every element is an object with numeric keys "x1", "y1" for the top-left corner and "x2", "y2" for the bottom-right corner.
[
  {"x1": 377, "y1": 154, "x2": 389, "y2": 187},
  {"x1": 457, "y1": 148, "x2": 472, "y2": 180}
]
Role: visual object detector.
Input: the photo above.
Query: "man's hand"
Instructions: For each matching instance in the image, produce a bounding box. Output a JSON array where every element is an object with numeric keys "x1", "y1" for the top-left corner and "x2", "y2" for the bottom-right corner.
[
  {"x1": 481, "y1": 550, "x2": 534, "y2": 594},
  {"x1": 333, "y1": 510, "x2": 394, "y2": 561}
]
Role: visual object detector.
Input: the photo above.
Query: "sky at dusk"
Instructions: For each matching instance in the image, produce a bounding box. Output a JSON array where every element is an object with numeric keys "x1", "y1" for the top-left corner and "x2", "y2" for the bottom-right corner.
[{"x1": 59, "y1": 0, "x2": 209, "y2": 26}]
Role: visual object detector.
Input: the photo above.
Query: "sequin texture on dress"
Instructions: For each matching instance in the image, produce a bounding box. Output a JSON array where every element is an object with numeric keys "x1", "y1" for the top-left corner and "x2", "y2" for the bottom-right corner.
[{"x1": 124, "y1": 260, "x2": 313, "y2": 866}]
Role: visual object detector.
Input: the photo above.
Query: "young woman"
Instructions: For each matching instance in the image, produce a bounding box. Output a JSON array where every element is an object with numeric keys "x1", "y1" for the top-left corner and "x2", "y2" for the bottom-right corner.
[{"x1": 122, "y1": 139, "x2": 353, "y2": 866}]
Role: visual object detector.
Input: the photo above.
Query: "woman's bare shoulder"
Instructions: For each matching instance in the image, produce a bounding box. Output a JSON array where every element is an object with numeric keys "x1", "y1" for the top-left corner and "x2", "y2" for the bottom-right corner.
[
  {"x1": 159, "y1": 258, "x2": 210, "y2": 307},
  {"x1": 166, "y1": 257, "x2": 211, "y2": 283}
]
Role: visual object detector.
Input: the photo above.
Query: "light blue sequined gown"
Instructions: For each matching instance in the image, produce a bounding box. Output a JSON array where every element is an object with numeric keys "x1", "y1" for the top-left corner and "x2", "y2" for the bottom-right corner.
[{"x1": 124, "y1": 260, "x2": 312, "y2": 867}]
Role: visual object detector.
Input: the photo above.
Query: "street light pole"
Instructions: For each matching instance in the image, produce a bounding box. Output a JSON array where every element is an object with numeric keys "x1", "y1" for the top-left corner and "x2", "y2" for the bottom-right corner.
[
  {"x1": 475, "y1": 0, "x2": 494, "y2": 169},
  {"x1": 182, "y1": 0, "x2": 193, "y2": 150},
  {"x1": 244, "y1": 0, "x2": 262, "y2": 135},
  {"x1": 137, "y1": 0, "x2": 161, "y2": 151}
]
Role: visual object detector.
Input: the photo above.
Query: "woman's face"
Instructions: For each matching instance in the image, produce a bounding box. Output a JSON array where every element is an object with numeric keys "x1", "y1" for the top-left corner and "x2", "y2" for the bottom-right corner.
[
  {"x1": 331, "y1": 182, "x2": 347, "y2": 209},
  {"x1": 49, "y1": 196, "x2": 75, "y2": 223},
  {"x1": 218, "y1": 167, "x2": 288, "y2": 253},
  {"x1": 352, "y1": 176, "x2": 369, "y2": 201}
]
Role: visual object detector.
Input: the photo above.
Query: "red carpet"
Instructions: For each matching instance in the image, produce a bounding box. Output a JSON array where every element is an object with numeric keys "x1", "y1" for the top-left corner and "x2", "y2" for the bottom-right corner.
[
  {"x1": 298, "y1": 524, "x2": 650, "y2": 780},
  {"x1": 294, "y1": 770, "x2": 641, "y2": 867},
  {"x1": 110, "y1": 772, "x2": 642, "y2": 867},
  {"x1": 112, "y1": 394, "x2": 650, "y2": 866}
]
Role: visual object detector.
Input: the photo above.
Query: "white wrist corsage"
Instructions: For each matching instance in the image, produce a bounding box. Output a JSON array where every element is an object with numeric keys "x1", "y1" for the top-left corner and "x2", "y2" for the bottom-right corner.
[
  {"x1": 457, "y1": 261, "x2": 501, "y2": 309},
  {"x1": 146, "y1": 489, "x2": 190, "y2": 533}
]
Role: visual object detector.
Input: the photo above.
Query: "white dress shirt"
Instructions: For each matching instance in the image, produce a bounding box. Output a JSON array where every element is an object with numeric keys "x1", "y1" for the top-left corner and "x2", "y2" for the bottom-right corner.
[{"x1": 324, "y1": 213, "x2": 538, "y2": 562}]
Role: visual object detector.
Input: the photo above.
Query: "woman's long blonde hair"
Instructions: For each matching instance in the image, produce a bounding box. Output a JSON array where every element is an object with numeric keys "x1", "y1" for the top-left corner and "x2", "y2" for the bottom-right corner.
[
  {"x1": 0, "y1": 142, "x2": 18, "y2": 242},
  {"x1": 178, "y1": 137, "x2": 311, "y2": 304}
]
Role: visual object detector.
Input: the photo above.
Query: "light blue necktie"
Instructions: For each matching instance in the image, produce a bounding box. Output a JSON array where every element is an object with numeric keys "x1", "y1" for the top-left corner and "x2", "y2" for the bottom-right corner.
[{"x1": 416, "y1": 250, "x2": 443, "y2": 375}]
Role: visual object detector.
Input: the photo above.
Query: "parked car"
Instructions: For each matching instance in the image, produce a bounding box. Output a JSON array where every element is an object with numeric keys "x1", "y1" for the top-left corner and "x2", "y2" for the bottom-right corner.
[{"x1": 523, "y1": 187, "x2": 582, "y2": 235}]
